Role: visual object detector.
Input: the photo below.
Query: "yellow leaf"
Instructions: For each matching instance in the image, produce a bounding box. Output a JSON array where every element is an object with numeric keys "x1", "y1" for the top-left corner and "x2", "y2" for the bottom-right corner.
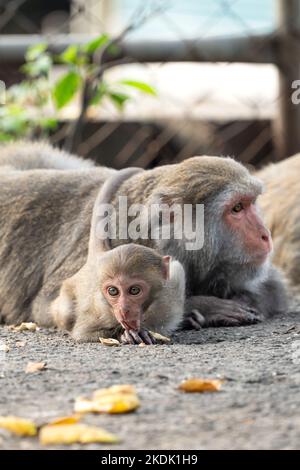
[
  {"x1": 99, "y1": 337, "x2": 120, "y2": 347},
  {"x1": 149, "y1": 331, "x2": 171, "y2": 343},
  {"x1": 179, "y1": 378, "x2": 224, "y2": 393},
  {"x1": 39, "y1": 424, "x2": 119, "y2": 445},
  {"x1": 25, "y1": 361, "x2": 47, "y2": 373},
  {"x1": 0, "y1": 416, "x2": 37, "y2": 436},
  {"x1": 75, "y1": 384, "x2": 140, "y2": 414},
  {"x1": 48, "y1": 414, "x2": 81, "y2": 426},
  {"x1": 11, "y1": 322, "x2": 39, "y2": 332}
]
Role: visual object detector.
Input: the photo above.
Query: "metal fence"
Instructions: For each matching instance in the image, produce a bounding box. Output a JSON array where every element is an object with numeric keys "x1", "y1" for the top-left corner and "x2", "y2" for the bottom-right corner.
[{"x1": 1, "y1": 0, "x2": 300, "y2": 169}]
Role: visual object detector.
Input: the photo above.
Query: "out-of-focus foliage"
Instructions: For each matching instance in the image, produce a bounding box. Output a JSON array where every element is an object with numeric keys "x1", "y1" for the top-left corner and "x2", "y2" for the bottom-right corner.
[{"x1": 0, "y1": 35, "x2": 157, "y2": 142}]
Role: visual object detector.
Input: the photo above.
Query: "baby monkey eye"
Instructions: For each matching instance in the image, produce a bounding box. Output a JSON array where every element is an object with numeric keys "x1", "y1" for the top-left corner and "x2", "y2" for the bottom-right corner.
[
  {"x1": 107, "y1": 286, "x2": 119, "y2": 296},
  {"x1": 232, "y1": 202, "x2": 243, "y2": 213},
  {"x1": 129, "y1": 286, "x2": 141, "y2": 295}
]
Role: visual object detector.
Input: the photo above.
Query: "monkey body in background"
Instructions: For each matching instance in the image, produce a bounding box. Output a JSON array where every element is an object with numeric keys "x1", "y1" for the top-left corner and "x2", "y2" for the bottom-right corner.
[
  {"x1": 0, "y1": 142, "x2": 287, "y2": 337},
  {"x1": 258, "y1": 154, "x2": 300, "y2": 289}
]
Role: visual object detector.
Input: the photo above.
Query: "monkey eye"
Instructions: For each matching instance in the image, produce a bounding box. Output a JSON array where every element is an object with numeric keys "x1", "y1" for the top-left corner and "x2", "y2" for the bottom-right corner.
[
  {"x1": 232, "y1": 202, "x2": 244, "y2": 213},
  {"x1": 107, "y1": 286, "x2": 119, "y2": 296},
  {"x1": 128, "y1": 286, "x2": 141, "y2": 295}
]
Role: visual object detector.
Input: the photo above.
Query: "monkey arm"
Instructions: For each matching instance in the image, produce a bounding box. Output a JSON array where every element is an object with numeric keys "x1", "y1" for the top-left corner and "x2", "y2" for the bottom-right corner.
[
  {"x1": 184, "y1": 265, "x2": 288, "y2": 328},
  {"x1": 231, "y1": 267, "x2": 288, "y2": 319},
  {"x1": 184, "y1": 295, "x2": 261, "y2": 329}
]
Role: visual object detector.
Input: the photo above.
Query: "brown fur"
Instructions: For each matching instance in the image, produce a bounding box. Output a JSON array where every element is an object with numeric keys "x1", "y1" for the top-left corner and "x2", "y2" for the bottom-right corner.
[{"x1": 258, "y1": 154, "x2": 300, "y2": 287}]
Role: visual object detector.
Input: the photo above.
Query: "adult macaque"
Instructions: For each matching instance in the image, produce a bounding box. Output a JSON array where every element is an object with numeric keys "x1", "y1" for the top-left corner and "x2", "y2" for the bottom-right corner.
[
  {"x1": 0, "y1": 142, "x2": 287, "y2": 336},
  {"x1": 257, "y1": 154, "x2": 300, "y2": 289},
  {"x1": 51, "y1": 168, "x2": 186, "y2": 343}
]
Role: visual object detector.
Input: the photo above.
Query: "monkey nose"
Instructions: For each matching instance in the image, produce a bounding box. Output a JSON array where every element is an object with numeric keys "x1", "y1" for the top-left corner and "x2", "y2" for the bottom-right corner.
[{"x1": 261, "y1": 229, "x2": 272, "y2": 252}]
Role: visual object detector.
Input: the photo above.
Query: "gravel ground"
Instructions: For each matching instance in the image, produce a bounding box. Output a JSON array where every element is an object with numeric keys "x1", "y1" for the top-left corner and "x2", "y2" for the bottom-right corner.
[{"x1": 0, "y1": 310, "x2": 300, "y2": 450}]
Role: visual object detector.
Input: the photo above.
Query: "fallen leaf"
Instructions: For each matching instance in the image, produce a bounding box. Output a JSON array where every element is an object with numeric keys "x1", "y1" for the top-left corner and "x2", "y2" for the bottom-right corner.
[
  {"x1": 16, "y1": 341, "x2": 26, "y2": 348},
  {"x1": 149, "y1": 331, "x2": 171, "y2": 343},
  {"x1": 48, "y1": 414, "x2": 81, "y2": 426},
  {"x1": 139, "y1": 342, "x2": 147, "y2": 347},
  {"x1": 11, "y1": 322, "x2": 39, "y2": 332},
  {"x1": 39, "y1": 424, "x2": 119, "y2": 445},
  {"x1": 25, "y1": 361, "x2": 47, "y2": 374},
  {"x1": 0, "y1": 344, "x2": 9, "y2": 353},
  {"x1": 99, "y1": 337, "x2": 120, "y2": 347},
  {"x1": 0, "y1": 416, "x2": 37, "y2": 436},
  {"x1": 75, "y1": 384, "x2": 140, "y2": 414},
  {"x1": 179, "y1": 378, "x2": 224, "y2": 393}
]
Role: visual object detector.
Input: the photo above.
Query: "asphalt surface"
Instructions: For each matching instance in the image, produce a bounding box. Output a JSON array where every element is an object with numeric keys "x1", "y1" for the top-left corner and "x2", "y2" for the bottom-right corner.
[{"x1": 0, "y1": 309, "x2": 299, "y2": 450}]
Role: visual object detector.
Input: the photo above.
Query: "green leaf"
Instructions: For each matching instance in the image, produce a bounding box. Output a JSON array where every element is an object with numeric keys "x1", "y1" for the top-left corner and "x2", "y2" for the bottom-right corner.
[
  {"x1": 107, "y1": 43, "x2": 120, "y2": 56},
  {"x1": 25, "y1": 43, "x2": 47, "y2": 62},
  {"x1": 53, "y1": 71, "x2": 82, "y2": 110},
  {"x1": 21, "y1": 54, "x2": 52, "y2": 77},
  {"x1": 0, "y1": 132, "x2": 14, "y2": 142},
  {"x1": 108, "y1": 91, "x2": 130, "y2": 111},
  {"x1": 83, "y1": 34, "x2": 110, "y2": 54},
  {"x1": 120, "y1": 80, "x2": 157, "y2": 96},
  {"x1": 0, "y1": 107, "x2": 28, "y2": 134},
  {"x1": 59, "y1": 45, "x2": 79, "y2": 64},
  {"x1": 89, "y1": 81, "x2": 109, "y2": 105},
  {"x1": 38, "y1": 117, "x2": 58, "y2": 130}
]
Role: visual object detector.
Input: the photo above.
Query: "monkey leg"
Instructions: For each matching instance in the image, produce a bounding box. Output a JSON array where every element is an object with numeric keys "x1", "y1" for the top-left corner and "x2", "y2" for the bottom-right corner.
[
  {"x1": 184, "y1": 296, "x2": 261, "y2": 329},
  {"x1": 120, "y1": 329, "x2": 157, "y2": 345}
]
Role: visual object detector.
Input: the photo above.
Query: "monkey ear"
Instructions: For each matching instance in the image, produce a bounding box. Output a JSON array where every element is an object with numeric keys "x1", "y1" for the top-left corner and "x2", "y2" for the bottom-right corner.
[{"x1": 162, "y1": 255, "x2": 171, "y2": 280}]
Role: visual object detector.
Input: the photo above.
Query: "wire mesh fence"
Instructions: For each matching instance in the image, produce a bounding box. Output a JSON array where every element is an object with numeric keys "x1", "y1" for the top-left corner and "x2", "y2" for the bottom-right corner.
[{"x1": 0, "y1": 0, "x2": 299, "y2": 169}]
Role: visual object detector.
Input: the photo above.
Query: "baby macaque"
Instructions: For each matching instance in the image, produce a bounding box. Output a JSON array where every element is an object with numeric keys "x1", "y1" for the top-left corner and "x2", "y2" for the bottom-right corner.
[
  {"x1": 51, "y1": 244, "x2": 185, "y2": 344},
  {"x1": 51, "y1": 168, "x2": 186, "y2": 344}
]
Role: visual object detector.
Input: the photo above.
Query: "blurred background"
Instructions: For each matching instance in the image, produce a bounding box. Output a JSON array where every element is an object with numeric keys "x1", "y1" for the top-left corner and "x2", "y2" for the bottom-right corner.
[{"x1": 0, "y1": 0, "x2": 299, "y2": 169}]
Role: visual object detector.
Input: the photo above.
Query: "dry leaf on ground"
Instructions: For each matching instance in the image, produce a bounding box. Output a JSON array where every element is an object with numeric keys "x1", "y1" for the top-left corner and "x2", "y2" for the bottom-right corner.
[
  {"x1": 0, "y1": 416, "x2": 37, "y2": 436},
  {"x1": 149, "y1": 331, "x2": 171, "y2": 343},
  {"x1": 179, "y1": 378, "x2": 224, "y2": 393},
  {"x1": 39, "y1": 424, "x2": 119, "y2": 445},
  {"x1": 16, "y1": 341, "x2": 26, "y2": 348},
  {"x1": 47, "y1": 414, "x2": 81, "y2": 426},
  {"x1": 0, "y1": 344, "x2": 9, "y2": 352},
  {"x1": 75, "y1": 384, "x2": 140, "y2": 414},
  {"x1": 10, "y1": 322, "x2": 39, "y2": 332},
  {"x1": 99, "y1": 337, "x2": 120, "y2": 347},
  {"x1": 25, "y1": 361, "x2": 47, "y2": 374}
]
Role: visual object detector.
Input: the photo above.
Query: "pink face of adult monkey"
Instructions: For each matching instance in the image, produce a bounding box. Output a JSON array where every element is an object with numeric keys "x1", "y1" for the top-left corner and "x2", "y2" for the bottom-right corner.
[{"x1": 223, "y1": 195, "x2": 272, "y2": 263}]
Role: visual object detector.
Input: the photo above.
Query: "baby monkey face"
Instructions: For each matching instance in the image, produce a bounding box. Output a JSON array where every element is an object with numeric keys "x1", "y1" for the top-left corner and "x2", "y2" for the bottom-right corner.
[{"x1": 102, "y1": 274, "x2": 151, "y2": 331}]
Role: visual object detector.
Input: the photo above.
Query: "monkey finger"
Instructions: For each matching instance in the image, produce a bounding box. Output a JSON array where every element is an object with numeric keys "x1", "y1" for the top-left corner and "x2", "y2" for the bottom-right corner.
[
  {"x1": 184, "y1": 310, "x2": 205, "y2": 330},
  {"x1": 139, "y1": 329, "x2": 157, "y2": 345},
  {"x1": 127, "y1": 330, "x2": 145, "y2": 344},
  {"x1": 237, "y1": 308, "x2": 261, "y2": 323},
  {"x1": 120, "y1": 330, "x2": 136, "y2": 345},
  {"x1": 246, "y1": 307, "x2": 262, "y2": 319}
]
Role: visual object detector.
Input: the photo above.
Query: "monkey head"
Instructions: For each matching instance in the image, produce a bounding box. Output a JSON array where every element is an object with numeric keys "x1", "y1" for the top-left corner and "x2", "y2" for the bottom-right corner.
[
  {"x1": 98, "y1": 244, "x2": 170, "y2": 331},
  {"x1": 141, "y1": 156, "x2": 273, "y2": 289}
]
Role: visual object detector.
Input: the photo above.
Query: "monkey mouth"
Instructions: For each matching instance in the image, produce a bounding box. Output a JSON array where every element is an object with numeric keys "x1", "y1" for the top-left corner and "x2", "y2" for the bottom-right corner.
[{"x1": 116, "y1": 315, "x2": 141, "y2": 332}]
